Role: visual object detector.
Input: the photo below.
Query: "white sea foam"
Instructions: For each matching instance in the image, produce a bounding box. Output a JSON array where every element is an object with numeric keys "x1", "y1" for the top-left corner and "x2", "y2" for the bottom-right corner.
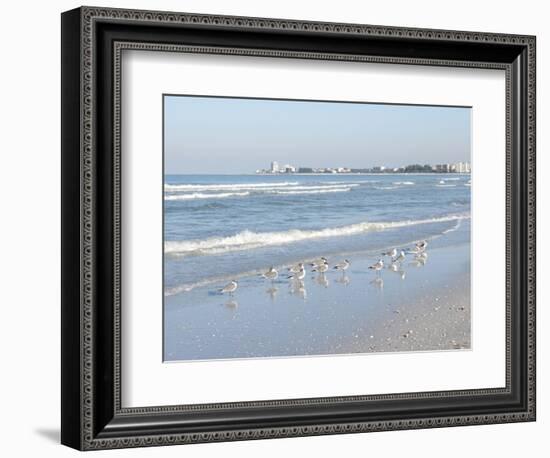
[
  {"x1": 165, "y1": 213, "x2": 470, "y2": 257},
  {"x1": 165, "y1": 271, "x2": 256, "y2": 296},
  {"x1": 442, "y1": 218, "x2": 462, "y2": 234},
  {"x1": 374, "y1": 186, "x2": 398, "y2": 190},
  {"x1": 272, "y1": 188, "x2": 351, "y2": 195},
  {"x1": 165, "y1": 184, "x2": 358, "y2": 200},
  {"x1": 393, "y1": 181, "x2": 415, "y2": 185},
  {"x1": 436, "y1": 184, "x2": 457, "y2": 187},
  {"x1": 165, "y1": 192, "x2": 250, "y2": 200},
  {"x1": 164, "y1": 182, "x2": 299, "y2": 192},
  {"x1": 166, "y1": 183, "x2": 358, "y2": 193},
  {"x1": 262, "y1": 184, "x2": 357, "y2": 192},
  {"x1": 326, "y1": 181, "x2": 374, "y2": 185}
]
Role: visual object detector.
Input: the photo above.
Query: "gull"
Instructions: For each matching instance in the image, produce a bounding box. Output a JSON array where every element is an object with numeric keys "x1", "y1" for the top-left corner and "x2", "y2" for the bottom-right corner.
[
  {"x1": 382, "y1": 248, "x2": 397, "y2": 258},
  {"x1": 407, "y1": 245, "x2": 423, "y2": 255},
  {"x1": 369, "y1": 259, "x2": 384, "y2": 274},
  {"x1": 220, "y1": 280, "x2": 238, "y2": 296},
  {"x1": 393, "y1": 250, "x2": 406, "y2": 263},
  {"x1": 312, "y1": 261, "x2": 329, "y2": 273},
  {"x1": 288, "y1": 266, "x2": 306, "y2": 281},
  {"x1": 288, "y1": 262, "x2": 304, "y2": 273},
  {"x1": 261, "y1": 266, "x2": 278, "y2": 282},
  {"x1": 416, "y1": 240, "x2": 428, "y2": 251},
  {"x1": 333, "y1": 259, "x2": 350, "y2": 272},
  {"x1": 309, "y1": 257, "x2": 327, "y2": 267}
]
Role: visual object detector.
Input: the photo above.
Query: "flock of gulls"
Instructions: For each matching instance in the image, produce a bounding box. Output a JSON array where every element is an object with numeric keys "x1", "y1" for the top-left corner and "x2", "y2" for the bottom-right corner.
[{"x1": 218, "y1": 239, "x2": 429, "y2": 296}]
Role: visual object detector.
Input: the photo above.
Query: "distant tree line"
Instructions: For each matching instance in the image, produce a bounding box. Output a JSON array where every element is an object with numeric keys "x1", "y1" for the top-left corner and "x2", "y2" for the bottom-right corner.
[
  {"x1": 403, "y1": 164, "x2": 434, "y2": 173},
  {"x1": 293, "y1": 164, "x2": 460, "y2": 174}
]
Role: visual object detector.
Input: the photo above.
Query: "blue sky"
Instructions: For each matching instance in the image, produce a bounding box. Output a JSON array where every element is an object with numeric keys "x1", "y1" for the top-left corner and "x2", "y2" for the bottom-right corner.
[{"x1": 164, "y1": 95, "x2": 471, "y2": 174}]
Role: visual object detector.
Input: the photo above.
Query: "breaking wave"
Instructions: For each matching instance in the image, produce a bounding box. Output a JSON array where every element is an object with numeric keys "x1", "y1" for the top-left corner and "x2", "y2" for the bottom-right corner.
[
  {"x1": 272, "y1": 188, "x2": 351, "y2": 195},
  {"x1": 164, "y1": 183, "x2": 358, "y2": 200},
  {"x1": 165, "y1": 213, "x2": 470, "y2": 257},
  {"x1": 165, "y1": 182, "x2": 299, "y2": 192},
  {"x1": 165, "y1": 192, "x2": 250, "y2": 200},
  {"x1": 442, "y1": 218, "x2": 462, "y2": 234}
]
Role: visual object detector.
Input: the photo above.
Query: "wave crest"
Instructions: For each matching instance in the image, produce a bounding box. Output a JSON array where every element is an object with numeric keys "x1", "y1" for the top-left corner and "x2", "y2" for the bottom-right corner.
[
  {"x1": 165, "y1": 192, "x2": 250, "y2": 200},
  {"x1": 272, "y1": 188, "x2": 351, "y2": 195},
  {"x1": 165, "y1": 214, "x2": 469, "y2": 257},
  {"x1": 165, "y1": 182, "x2": 299, "y2": 192},
  {"x1": 165, "y1": 184, "x2": 358, "y2": 200}
]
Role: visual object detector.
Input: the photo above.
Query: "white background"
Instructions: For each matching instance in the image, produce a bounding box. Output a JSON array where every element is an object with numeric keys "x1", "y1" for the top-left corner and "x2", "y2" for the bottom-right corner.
[
  {"x1": 123, "y1": 52, "x2": 505, "y2": 407},
  {"x1": 0, "y1": 0, "x2": 546, "y2": 457}
]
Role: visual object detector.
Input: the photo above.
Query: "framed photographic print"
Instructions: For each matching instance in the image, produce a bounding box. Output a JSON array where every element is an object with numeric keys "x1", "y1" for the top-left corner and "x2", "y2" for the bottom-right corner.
[{"x1": 61, "y1": 6, "x2": 536, "y2": 450}]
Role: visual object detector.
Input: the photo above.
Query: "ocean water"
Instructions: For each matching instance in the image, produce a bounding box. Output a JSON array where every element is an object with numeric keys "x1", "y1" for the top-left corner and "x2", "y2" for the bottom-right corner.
[{"x1": 164, "y1": 174, "x2": 471, "y2": 296}]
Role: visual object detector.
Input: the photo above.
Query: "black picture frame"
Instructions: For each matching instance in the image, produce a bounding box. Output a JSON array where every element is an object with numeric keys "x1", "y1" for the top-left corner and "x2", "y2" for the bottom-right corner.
[{"x1": 61, "y1": 6, "x2": 536, "y2": 450}]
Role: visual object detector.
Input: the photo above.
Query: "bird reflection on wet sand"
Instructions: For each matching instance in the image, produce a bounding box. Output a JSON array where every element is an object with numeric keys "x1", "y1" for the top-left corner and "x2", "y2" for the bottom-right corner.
[
  {"x1": 289, "y1": 280, "x2": 307, "y2": 299},
  {"x1": 335, "y1": 274, "x2": 351, "y2": 286},
  {"x1": 370, "y1": 277, "x2": 384, "y2": 290},
  {"x1": 316, "y1": 273, "x2": 329, "y2": 288},
  {"x1": 224, "y1": 300, "x2": 238, "y2": 310},
  {"x1": 389, "y1": 263, "x2": 406, "y2": 280},
  {"x1": 266, "y1": 287, "x2": 278, "y2": 301},
  {"x1": 410, "y1": 257, "x2": 427, "y2": 268}
]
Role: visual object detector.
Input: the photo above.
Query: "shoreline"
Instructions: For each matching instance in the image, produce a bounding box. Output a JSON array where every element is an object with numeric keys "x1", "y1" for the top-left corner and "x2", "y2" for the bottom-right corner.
[
  {"x1": 167, "y1": 172, "x2": 471, "y2": 177},
  {"x1": 164, "y1": 234, "x2": 471, "y2": 361}
]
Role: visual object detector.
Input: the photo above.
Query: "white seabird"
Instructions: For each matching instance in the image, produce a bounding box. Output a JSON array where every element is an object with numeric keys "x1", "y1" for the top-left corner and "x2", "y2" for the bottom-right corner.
[
  {"x1": 368, "y1": 259, "x2": 384, "y2": 274},
  {"x1": 220, "y1": 280, "x2": 238, "y2": 295},
  {"x1": 333, "y1": 259, "x2": 350, "y2": 271},
  {"x1": 407, "y1": 245, "x2": 423, "y2": 255},
  {"x1": 261, "y1": 267, "x2": 278, "y2": 282},
  {"x1": 288, "y1": 266, "x2": 306, "y2": 281},
  {"x1": 312, "y1": 261, "x2": 329, "y2": 273},
  {"x1": 288, "y1": 262, "x2": 304, "y2": 273},
  {"x1": 393, "y1": 250, "x2": 406, "y2": 263},
  {"x1": 309, "y1": 257, "x2": 327, "y2": 267},
  {"x1": 416, "y1": 240, "x2": 428, "y2": 251},
  {"x1": 382, "y1": 248, "x2": 397, "y2": 258}
]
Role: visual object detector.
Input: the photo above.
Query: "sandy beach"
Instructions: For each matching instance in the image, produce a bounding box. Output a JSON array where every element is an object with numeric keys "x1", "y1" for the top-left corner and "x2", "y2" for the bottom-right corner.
[{"x1": 164, "y1": 220, "x2": 471, "y2": 361}]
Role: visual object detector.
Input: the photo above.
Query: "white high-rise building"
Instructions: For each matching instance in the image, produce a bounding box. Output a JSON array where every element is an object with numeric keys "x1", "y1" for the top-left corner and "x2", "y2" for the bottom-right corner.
[
  {"x1": 452, "y1": 161, "x2": 471, "y2": 173},
  {"x1": 270, "y1": 161, "x2": 279, "y2": 173}
]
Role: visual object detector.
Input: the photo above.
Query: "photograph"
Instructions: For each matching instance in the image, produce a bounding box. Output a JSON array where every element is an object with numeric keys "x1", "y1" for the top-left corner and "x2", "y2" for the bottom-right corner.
[{"x1": 163, "y1": 95, "x2": 472, "y2": 362}]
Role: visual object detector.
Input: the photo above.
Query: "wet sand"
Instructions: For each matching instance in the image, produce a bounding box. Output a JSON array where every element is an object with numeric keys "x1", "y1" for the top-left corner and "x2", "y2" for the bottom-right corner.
[{"x1": 164, "y1": 231, "x2": 471, "y2": 361}]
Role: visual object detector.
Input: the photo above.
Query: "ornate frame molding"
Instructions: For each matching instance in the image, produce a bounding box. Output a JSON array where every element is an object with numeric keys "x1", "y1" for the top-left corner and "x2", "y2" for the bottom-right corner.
[{"x1": 61, "y1": 6, "x2": 536, "y2": 450}]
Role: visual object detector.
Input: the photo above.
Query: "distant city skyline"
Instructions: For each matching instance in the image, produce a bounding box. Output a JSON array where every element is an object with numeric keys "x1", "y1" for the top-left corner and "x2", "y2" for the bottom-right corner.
[
  {"x1": 256, "y1": 160, "x2": 471, "y2": 175},
  {"x1": 164, "y1": 95, "x2": 471, "y2": 174}
]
